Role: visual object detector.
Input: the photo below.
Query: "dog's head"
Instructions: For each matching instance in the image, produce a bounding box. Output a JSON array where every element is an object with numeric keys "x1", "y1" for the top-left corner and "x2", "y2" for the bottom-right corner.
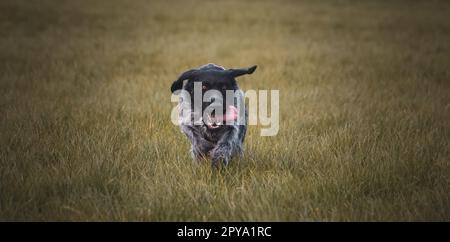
[{"x1": 171, "y1": 63, "x2": 257, "y2": 130}]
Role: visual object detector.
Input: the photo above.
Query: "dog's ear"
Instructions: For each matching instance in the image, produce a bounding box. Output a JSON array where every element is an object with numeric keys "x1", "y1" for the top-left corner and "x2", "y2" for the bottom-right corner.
[
  {"x1": 171, "y1": 69, "x2": 197, "y2": 93},
  {"x1": 226, "y1": 65, "x2": 257, "y2": 78}
]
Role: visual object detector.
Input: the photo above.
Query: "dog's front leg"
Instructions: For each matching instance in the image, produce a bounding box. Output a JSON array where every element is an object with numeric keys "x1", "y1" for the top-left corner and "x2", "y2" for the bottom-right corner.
[
  {"x1": 211, "y1": 143, "x2": 232, "y2": 166},
  {"x1": 191, "y1": 137, "x2": 214, "y2": 161},
  {"x1": 211, "y1": 128, "x2": 238, "y2": 166},
  {"x1": 181, "y1": 125, "x2": 214, "y2": 161}
]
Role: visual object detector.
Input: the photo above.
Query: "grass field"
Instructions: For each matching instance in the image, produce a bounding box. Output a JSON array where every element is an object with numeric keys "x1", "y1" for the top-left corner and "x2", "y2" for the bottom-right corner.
[{"x1": 0, "y1": 0, "x2": 449, "y2": 221}]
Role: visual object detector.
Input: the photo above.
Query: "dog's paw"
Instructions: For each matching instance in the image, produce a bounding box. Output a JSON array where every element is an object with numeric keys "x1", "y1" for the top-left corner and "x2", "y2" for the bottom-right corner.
[
  {"x1": 212, "y1": 157, "x2": 229, "y2": 168},
  {"x1": 211, "y1": 144, "x2": 232, "y2": 166}
]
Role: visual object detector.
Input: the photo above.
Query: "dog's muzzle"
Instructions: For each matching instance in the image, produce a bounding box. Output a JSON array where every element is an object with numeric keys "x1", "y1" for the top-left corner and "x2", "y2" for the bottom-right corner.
[{"x1": 205, "y1": 105, "x2": 239, "y2": 129}]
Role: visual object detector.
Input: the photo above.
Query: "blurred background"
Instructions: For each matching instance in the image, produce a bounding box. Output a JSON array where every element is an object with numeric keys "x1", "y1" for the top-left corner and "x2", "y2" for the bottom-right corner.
[{"x1": 0, "y1": 0, "x2": 449, "y2": 221}]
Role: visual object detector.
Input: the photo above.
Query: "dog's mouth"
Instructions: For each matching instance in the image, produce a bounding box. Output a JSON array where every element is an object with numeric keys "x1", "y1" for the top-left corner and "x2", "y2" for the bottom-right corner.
[{"x1": 205, "y1": 105, "x2": 238, "y2": 129}]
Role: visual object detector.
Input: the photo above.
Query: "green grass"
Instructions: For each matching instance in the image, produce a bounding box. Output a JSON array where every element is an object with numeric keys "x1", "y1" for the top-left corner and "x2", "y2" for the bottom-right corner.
[{"x1": 0, "y1": 0, "x2": 449, "y2": 221}]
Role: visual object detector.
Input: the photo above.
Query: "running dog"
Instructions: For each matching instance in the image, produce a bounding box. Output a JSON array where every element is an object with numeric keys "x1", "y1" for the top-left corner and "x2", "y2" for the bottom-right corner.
[{"x1": 170, "y1": 63, "x2": 257, "y2": 166}]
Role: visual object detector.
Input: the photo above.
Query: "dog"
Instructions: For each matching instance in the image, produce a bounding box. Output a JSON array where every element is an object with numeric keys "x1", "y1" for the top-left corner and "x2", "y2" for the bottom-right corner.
[{"x1": 170, "y1": 63, "x2": 257, "y2": 166}]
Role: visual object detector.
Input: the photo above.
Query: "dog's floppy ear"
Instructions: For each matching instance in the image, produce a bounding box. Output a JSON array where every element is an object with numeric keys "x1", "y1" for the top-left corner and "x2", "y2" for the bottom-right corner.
[
  {"x1": 171, "y1": 69, "x2": 197, "y2": 93},
  {"x1": 226, "y1": 65, "x2": 257, "y2": 78}
]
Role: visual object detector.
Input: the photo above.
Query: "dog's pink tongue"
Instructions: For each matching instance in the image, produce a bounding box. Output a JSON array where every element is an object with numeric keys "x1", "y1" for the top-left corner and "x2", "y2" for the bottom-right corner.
[{"x1": 224, "y1": 105, "x2": 238, "y2": 121}]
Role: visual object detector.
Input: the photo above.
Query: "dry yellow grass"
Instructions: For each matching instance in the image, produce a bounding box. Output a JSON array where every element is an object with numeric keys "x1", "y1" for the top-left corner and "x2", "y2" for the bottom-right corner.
[{"x1": 0, "y1": 0, "x2": 449, "y2": 221}]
